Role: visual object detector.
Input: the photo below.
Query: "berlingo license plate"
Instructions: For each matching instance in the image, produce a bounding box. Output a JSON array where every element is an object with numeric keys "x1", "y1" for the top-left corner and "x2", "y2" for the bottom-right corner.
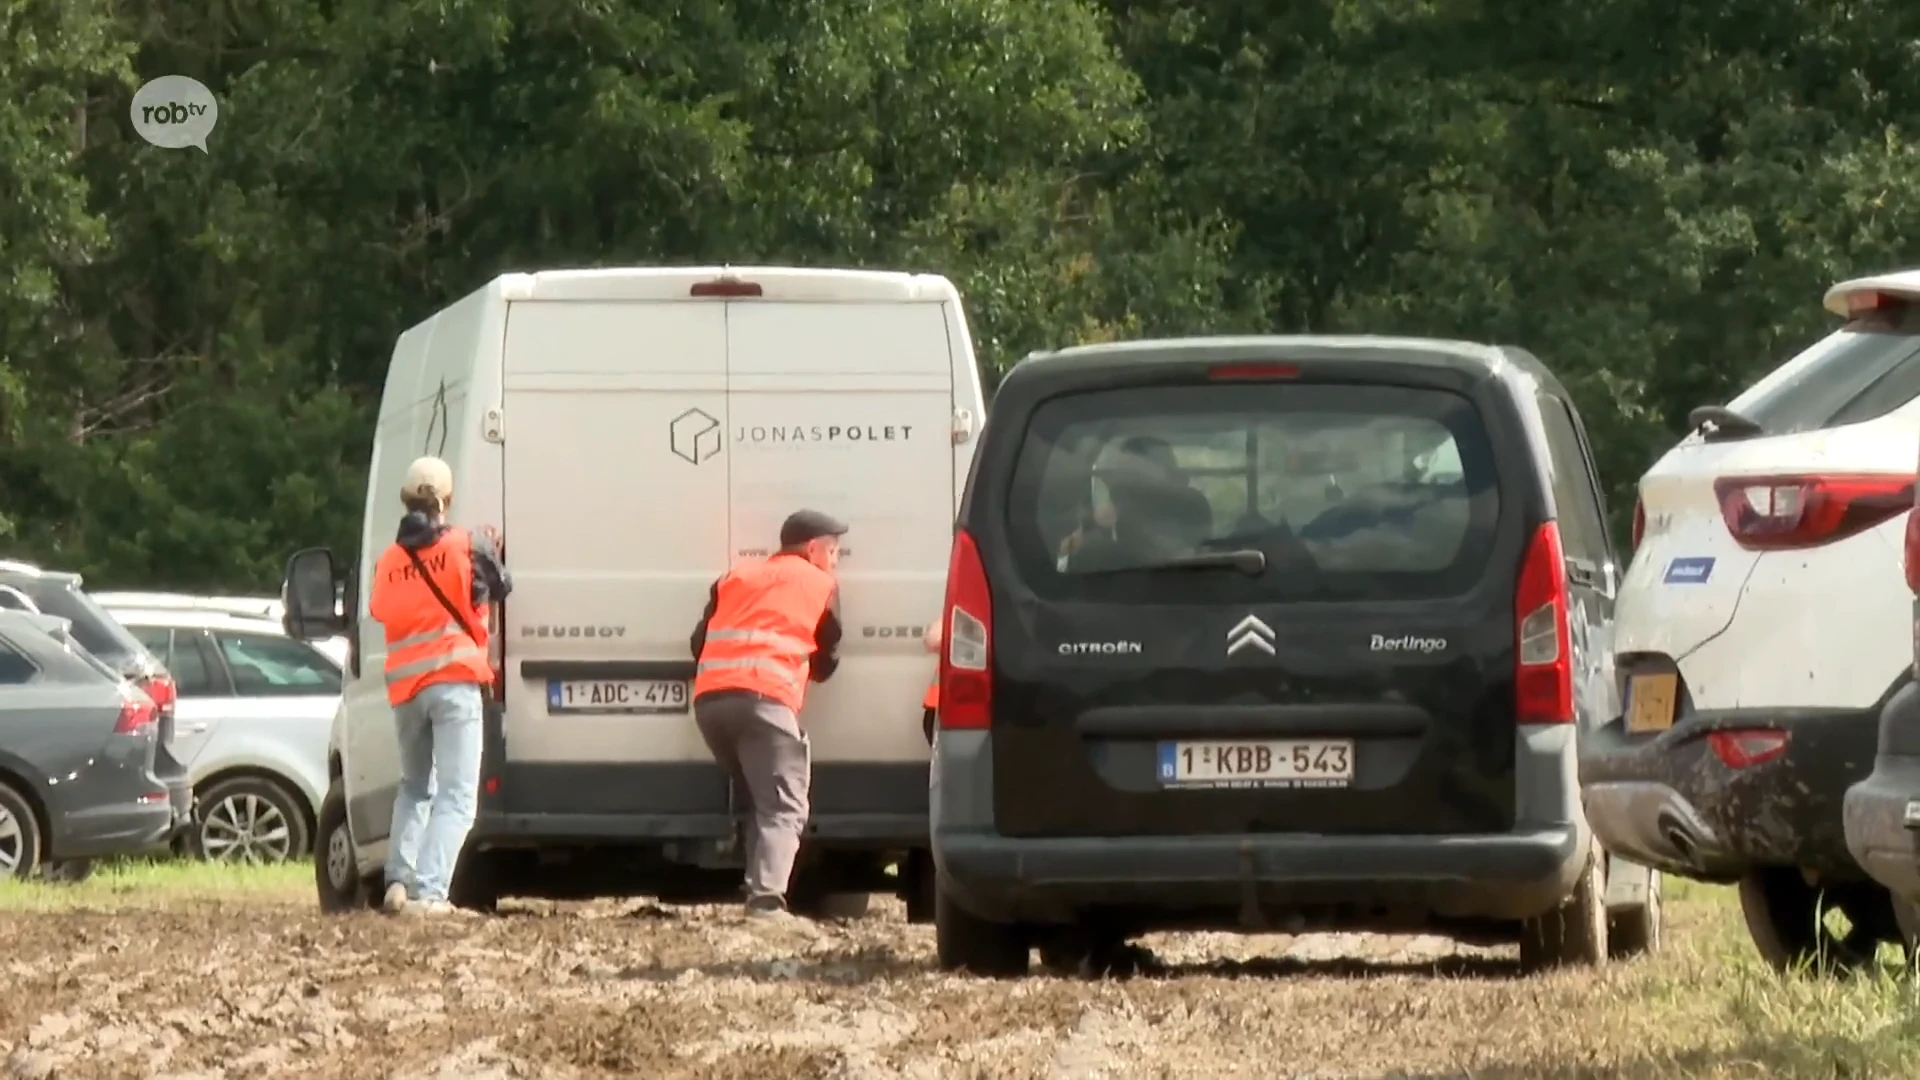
[
  {"x1": 1157, "y1": 739, "x2": 1354, "y2": 789},
  {"x1": 546, "y1": 679, "x2": 689, "y2": 714}
]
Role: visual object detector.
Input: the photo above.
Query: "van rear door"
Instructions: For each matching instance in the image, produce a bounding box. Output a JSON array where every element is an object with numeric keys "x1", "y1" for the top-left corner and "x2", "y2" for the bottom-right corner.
[
  {"x1": 500, "y1": 300, "x2": 730, "y2": 821},
  {"x1": 726, "y1": 300, "x2": 955, "y2": 814},
  {"x1": 978, "y1": 360, "x2": 1529, "y2": 838}
]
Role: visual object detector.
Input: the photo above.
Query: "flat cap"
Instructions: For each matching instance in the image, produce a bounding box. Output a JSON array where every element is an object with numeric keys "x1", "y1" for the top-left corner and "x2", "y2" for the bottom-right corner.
[{"x1": 780, "y1": 509, "x2": 849, "y2": 548}]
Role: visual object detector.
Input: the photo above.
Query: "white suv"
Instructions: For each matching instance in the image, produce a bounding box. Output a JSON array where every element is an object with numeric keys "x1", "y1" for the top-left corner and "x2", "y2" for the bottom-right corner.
[
  {"x1": 1580, "y1": 271, "x2": 1920, "y2": 971},
  {"x1": 100, "y1": 601, "x2": 340, "y2": 864}
]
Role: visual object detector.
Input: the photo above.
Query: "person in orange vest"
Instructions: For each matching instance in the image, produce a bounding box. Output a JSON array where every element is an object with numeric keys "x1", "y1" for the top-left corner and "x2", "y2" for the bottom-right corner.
[
  {"x1": 921, "y1": 617, "x2": 943, "y2": 743},
  {"x1": 688, "y1": 509, "x2": 846, "y2": 916},
  {"x1": 368, "y1": 456, "x2": 511, "y2": 917}
]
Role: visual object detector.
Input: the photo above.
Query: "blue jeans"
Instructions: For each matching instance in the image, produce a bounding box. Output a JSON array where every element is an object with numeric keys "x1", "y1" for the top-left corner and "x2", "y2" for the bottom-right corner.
[{"x1": 384, "y1": 681, "x2": 484, "y2": 904}]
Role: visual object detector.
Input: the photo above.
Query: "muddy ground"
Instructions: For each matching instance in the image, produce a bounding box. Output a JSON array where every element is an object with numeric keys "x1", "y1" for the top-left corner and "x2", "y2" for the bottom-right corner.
[{"x1": 0, "y1": 896, "x2": 1711, "y2": 1080}]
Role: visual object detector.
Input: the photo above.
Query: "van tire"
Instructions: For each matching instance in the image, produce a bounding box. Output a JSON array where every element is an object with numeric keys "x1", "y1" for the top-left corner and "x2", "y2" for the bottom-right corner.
[
  {"x1": 935, "y1": 884, "x2": 1029, "y2": 977},
  {"x1": 1519, "y1": 845, "x2": 1607, "y2": 973},
  {"x1": 1607, "y1": 869, "x2": 1662, "y2": 959},
  {"x1": 315, "y1": 783, "x2": 371, "y2": 913},
  {"x1": 902, "y1": 850, "x2": 936, "y2": 925},
  {"x1": 449, "y1": 847, "x2": 501, "y2": 914}
]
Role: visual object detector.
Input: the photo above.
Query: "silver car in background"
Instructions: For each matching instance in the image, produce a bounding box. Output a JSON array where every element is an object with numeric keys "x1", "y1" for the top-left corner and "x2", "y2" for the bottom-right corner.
[{"x1": 95, "y1": 594, "x2": 341, "y2": 864}]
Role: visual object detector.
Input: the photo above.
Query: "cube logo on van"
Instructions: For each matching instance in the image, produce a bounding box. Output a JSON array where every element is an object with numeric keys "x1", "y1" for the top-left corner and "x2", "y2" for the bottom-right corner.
[{"x1": 669, "y1": 408, "x2": 723, "y2": 465}]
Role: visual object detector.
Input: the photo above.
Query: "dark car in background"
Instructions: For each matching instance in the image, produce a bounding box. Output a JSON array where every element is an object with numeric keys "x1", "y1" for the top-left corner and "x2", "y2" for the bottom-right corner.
[
  {"x1": 0, "y1": 610, "x2": 181, "y2": 878},
  {"x1": 0, "y1": 561, "x2": 192, "y2": 836}
]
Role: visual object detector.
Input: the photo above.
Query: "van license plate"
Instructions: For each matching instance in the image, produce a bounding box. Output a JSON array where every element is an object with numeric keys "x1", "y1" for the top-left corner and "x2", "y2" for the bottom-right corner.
[
  {"x1": 546, "y1": 679, "x2": 689, "y2": 714},
  {"x1": 1157, "y1": 739, "x2": 1354, "y2": 789},
  {"x1": 1625, "y1": 673, "x2": 1678, "y2": 734}
]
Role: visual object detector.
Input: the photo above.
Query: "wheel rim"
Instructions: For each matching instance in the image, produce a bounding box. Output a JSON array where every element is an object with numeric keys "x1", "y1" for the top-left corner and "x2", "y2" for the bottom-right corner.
[
  {"x1": 0, "y1": 806, "x2": 21, "y2": 878},
  {"x1": 325, "y1": 818, "x2": 354, "y2": 891},
  {"x1": 200, "y1": 792, "x2": 293, "y2": 863}
]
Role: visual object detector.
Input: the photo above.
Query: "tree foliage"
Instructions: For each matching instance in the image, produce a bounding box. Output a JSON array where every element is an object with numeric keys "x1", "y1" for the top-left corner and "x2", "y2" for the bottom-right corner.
[{"x1": 0, "y1": 0, "x2": 1912, "y2": 586}]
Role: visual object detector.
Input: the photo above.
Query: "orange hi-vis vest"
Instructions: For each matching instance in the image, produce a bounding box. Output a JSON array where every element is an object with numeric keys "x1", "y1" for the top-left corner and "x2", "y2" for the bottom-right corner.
[
  {"x1": 369, "y1": 529, "x2": 493, "y2": 706},
  {"x1": 694, "y1": 554, "x2": 837, "y2": 714}
]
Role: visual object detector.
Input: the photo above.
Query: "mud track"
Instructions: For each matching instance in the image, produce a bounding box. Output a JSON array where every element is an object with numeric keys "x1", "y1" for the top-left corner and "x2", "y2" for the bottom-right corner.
[{"x1": 1, "y1": 898, "x2": 1630, "y2": 1079}]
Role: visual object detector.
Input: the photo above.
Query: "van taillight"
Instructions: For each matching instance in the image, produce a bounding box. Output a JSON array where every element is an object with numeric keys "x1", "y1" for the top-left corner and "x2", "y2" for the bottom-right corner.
[
  {"x1": 1514, "y1": 522, "x2": 1573, "y2": 724},
  {"x1": 938, "y1": 529, "x2": 992, "y2": 731},
  {"x1": 1904, "y1": 506, "x2": 1920, "y2": 595}
]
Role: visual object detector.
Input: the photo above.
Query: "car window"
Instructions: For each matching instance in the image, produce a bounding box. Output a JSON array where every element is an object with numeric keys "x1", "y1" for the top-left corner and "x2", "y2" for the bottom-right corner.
[
  {"x1": 167, "y1": 631, "x2": 223, "y2": 697},
  {"x1": 126, "y1": 624, "x2": 171, "y2": 659},
  {"x1": 0, "y1": 638, "x2": 37, "y2": 684},
  {"x1": 1006, "y1": 382, "x2": 1502, "y2": 604},
  {"x1": 1734, "y1": 304, "x2": 1920, "y2": 434},
  {"x1": 1535, "y1": 395, "x2": 1610, "y2": 565},
  {"x1": 215, "y1": 632, "x2": 342, "y2": 696}
]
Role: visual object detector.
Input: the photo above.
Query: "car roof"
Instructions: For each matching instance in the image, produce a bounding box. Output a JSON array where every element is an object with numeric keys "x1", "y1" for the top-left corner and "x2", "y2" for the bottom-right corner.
[
  {"x1": 0, "y1": 610, "x2": 72, "y2": 639},
  {"x1": 0, "y1": 559, "x2": 81, "y2": 586},
  {"x1": 106, "y1": 607, "x2": 298, "y2": 634},
  {"x1": 1005, "y1": 335, "x2": 1576, "y2": 409},
  {"x1": 93, "y1": 592, "x2": 282, "y2": 619}
]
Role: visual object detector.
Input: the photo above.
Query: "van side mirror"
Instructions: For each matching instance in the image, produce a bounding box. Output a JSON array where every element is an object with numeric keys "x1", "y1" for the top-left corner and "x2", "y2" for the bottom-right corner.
[{"x1": 282, "y1": 548, "x2": 346, "y2": 640}]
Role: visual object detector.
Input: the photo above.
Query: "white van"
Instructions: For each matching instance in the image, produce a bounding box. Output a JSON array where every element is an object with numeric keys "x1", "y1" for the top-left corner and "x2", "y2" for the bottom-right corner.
[{"x1": 282, "y1": 266, "x2": 986, "y2": 915}]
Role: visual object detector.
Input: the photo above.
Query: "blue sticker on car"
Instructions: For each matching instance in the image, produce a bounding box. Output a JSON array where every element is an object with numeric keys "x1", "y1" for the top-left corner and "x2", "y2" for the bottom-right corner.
[{"x1": 1664, "y1": 557, "x2": 1715, "y2": 584}]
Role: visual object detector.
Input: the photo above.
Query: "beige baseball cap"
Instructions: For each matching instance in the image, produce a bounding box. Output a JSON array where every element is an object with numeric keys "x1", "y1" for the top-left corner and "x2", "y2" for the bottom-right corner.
[{"x1": 401, "y1": 456, "x2": 454, "y2": 504}]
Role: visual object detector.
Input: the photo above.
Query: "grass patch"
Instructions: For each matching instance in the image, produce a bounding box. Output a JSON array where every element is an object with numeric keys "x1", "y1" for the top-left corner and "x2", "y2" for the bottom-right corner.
[{"x1": 0, "y1": 856, "x2": 310, "y2": 911}]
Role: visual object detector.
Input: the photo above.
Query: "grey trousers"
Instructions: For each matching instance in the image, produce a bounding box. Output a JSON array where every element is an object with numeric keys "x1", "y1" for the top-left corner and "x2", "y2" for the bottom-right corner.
[{"x1": 694, "y1": 692, "x2": 811, "y2": 902}]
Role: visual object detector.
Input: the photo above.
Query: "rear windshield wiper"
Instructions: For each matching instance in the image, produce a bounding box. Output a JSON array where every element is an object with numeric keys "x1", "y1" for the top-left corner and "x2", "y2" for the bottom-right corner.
[
  {"x1": 1687, "y1": 405, "x2": 1766, "y2": 443},
  {"x1": 1080, "y1": 549, "x2": 1268, "y2": 576}
]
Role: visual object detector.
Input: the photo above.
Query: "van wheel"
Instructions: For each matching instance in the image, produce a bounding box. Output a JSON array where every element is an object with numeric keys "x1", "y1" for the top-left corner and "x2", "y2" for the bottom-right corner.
[
  {"x1": 449, "y1": 847, "x2": 501, "y2": 914},
  {"x1": 1519, "y1": 844, "x2": 1607, "y2": 973},
  {"x1": 315, "y1": 783, "x2": 371, "y2": 913},
  {"x1": 935, "y1": 884, "x2": 1030, "y2": 976},
  {"x1": 1738, "y1": 869, "x2": 1891, "y2": 973},
  {"x1": 1607, "y1": 869, "x2": 1663, "y2": 959},
  {"x1": 0, "y1": 779, "x2": 42, "y2": 881},
  {"x1": 902, "y1": 850, "x2": 936, "y2": 925}
]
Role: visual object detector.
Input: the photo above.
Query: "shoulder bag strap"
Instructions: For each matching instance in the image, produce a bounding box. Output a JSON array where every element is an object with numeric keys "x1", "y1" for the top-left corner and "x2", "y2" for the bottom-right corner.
[{"x1": 405, "y1": 538, "x2": 481, "y2": 648}]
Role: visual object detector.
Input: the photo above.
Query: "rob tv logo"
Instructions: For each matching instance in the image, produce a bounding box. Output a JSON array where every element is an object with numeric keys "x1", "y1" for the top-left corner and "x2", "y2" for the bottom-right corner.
[{"x1": 129, "y1": 75, "x2": 220, "y2": 153}]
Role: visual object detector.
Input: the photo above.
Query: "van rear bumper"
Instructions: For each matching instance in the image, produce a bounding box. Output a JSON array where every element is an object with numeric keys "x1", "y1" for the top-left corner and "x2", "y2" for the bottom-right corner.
[{"x1": 932, "y1": 825, "x2": 1583, "y2": 926}]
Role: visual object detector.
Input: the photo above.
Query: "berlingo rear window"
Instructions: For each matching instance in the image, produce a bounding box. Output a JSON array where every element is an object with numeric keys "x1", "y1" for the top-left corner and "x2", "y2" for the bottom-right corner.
[{"x1": 1004, "y1": 382, "x2": 1502, "y2": 603}]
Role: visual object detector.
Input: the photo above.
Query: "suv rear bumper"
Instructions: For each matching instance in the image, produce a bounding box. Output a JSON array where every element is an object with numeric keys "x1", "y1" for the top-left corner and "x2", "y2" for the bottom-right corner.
[
  {"x1": 933, "y1": 825, "x2": 1584, "y2": 925},
  {"x1": 1580, "y1": 700, "x2": 1882, "y2": 881}
]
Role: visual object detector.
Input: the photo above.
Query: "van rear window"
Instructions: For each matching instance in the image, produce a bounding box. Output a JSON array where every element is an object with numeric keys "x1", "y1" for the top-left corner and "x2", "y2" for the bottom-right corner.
[{"x1": 1005, "y1": 382, "x2": 1502, "y2": 603}]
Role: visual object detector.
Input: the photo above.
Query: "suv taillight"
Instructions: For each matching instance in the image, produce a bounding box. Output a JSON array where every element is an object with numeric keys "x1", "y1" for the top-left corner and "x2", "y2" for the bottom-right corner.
[
  {"x1": 114, "y1": 693, "x2": 158, "y2": 735},
  {"x1": 1515, "y1": 521, "x2": 1573, "y2": 724},
  {"x1": 1630, "y1": 497, "x2": 1646, "y2": 551},
  {"x1": 1714, "y1": 473, "x2": 1912, "y2": 551},
  {"x1": 937, "y1": 529, "x2": 992, "y2": 731}
]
